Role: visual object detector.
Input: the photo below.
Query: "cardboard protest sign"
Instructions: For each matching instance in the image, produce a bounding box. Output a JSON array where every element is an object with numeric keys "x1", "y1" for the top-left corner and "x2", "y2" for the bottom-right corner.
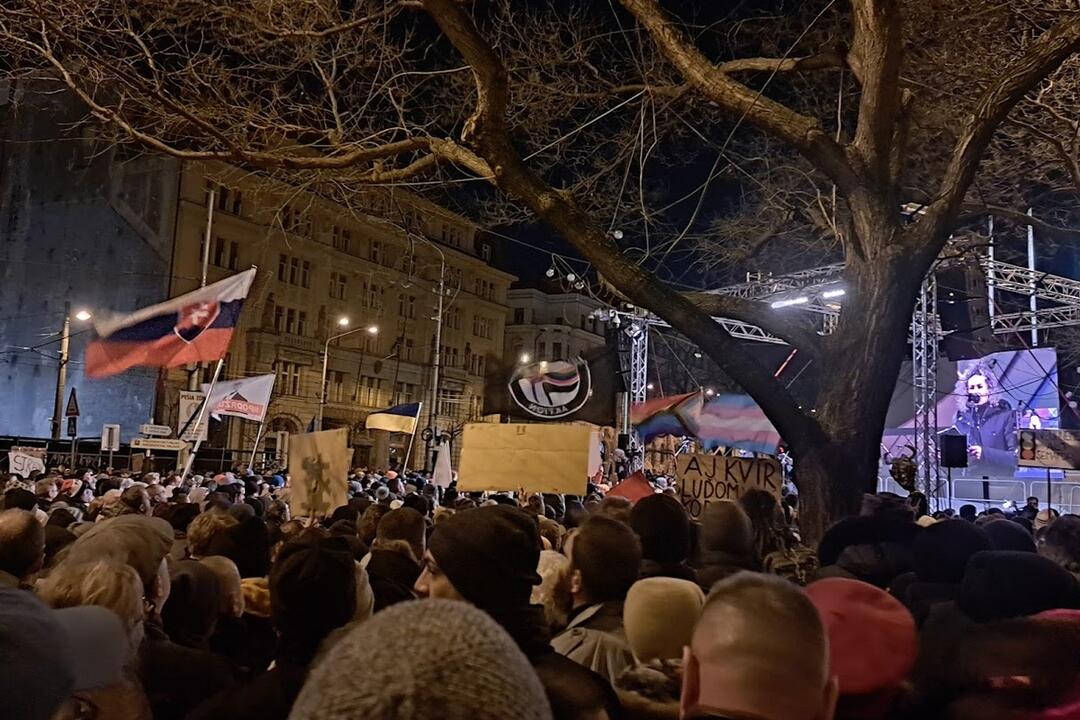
[
  {"x1": 458, "y1": 423, "x2": 591, "y2": 495},
  {"x1": 1018, "y1": 429, "x2": 1080, "y2": 470},
  {"x1": 676, "y1": 452, "x2": 782, "y2": 519},
  {"x1": 287, "y1": 428, "x2": 350, "y2": 518},
  {"x1": 8, "y1": 447, "x2": 46, "y2": 478}
]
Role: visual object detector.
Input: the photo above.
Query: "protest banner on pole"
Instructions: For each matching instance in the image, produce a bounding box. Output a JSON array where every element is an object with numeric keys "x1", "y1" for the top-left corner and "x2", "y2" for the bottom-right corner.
[
  {"x1": 287, "y1": 428, "x2": 350, "y2": 519},
  {"x1": 676, "y1": 452, "x2": 783, "y2": 519},
  {"x1": 8, "y1": 447, "x2": 46, "y2": 478},
  {"x1": 458, "y1": 423, "x2": 592, "y2": 495}
]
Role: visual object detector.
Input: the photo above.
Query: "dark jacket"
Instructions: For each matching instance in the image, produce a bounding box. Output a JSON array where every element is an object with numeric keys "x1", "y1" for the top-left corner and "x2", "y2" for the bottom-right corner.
[
  {"x1": 953, "y1": 401, "x2": 1017, "y2": 476},
  {"x1": 639, "y1": 559, "x2": 698, "y2": 583},
  {"x1": 208, "y1": 613, "x2": 277, "y2": 675},
  {"x1": 697, "y1": 550, "x2": 756, "y2": 593},
  {"x1": 139, "y1": 619, "x2": 237, "y2": 720},
  {"x1": 185, "y1": 659, "x2": 307, "y2": 720},
  {"x1": 489, "y1": 603, "x2": 620, "y2": 720},
  {"x1": 366, "y1": 548, "x2": 420, "y2": 611},
  {"x1": 890, "y1": 571, "x2": 961, "y2": 627}
]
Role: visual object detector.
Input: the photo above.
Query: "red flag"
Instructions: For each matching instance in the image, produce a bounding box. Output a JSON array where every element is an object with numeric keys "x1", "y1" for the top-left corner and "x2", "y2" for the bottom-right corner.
[{"x1": 607, "y1": 471, "x2": 654, "y2": 505}]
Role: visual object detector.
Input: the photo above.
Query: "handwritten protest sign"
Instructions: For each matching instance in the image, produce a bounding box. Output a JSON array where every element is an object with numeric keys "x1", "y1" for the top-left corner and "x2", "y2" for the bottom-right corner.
[
  {"x1": 676, "y1": 453, "x2": 782, "y2": 519},
  {"x1": 8, "y1": 447, "x2": 46, "y2": 478},
  {"x1": 287, "y1": 428, "x2": 350, "y2": 519},
  {"x1": 458, "y1": 423, "x2": 591, "y2": 495}
]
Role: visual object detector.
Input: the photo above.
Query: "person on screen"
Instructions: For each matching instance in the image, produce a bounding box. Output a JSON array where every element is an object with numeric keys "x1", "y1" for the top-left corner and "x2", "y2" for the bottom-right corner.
[{"x1": 953, "y1": 365, "x2": 1018, "y2": 477}]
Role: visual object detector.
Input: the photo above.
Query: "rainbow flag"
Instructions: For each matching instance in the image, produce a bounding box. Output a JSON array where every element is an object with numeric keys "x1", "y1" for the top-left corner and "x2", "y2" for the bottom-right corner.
[{"x1": 631, "y1": 391, "x2": 780, "y2": 455}]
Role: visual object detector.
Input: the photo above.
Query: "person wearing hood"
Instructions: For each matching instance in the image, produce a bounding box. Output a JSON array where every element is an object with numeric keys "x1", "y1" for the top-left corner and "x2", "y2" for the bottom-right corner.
[
  {"x1": 629, "y1": 495, "x2": 697, "y2": 583},
  {"x1": 61, "y1": 514, "x2": 235, "y2": 720},
  {"x1": 615, "y1": 578, "x2": 705, "y2": 720},
  {"x1": 695, "y1": 501, "x2": 758, "y2": 592},
  {"x1": 889, "y1": 519, "x2": 990, "y2": 626},
  {"x1": 417, "y1": 505, "x2": 620, "y2": 720},
  {"x1": 187, "y1": 534, "x2": 358, "y2": 720},
  {"x1": 365, "y1": 508, "x2": 424, "y2": 611},
  {"x1": 160, "y1": 560, "x2": 223, "y2": 651}
]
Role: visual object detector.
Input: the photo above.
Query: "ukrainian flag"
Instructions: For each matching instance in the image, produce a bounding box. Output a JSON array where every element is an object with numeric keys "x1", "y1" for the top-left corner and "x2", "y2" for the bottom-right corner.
[{"x1": 365, "y1": 403, "x2": 421, "y2": 434}]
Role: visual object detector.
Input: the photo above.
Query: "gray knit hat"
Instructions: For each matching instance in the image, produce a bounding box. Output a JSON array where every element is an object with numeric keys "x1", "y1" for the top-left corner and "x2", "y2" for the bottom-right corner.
[{"x1": 289, "y1": 599, "x2": 552, "y2": 720}]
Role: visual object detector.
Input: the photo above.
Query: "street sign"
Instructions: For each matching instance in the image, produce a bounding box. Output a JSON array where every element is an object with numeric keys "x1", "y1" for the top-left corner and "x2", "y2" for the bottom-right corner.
[
  {"x1": 65, "y1": 388, "x2": 80, "y2": 417},
  {"x1": 67, "y1": 416, "x2": 77, "y2": 438},
  {"x1": 130, "y1": 437, "x2": 189, "y2": 452},
  {"x1": 101, "y1": 424, "x2": 121, "y2": 452},
  {"x1": 139, "y1": 424, "x2": 172, "y2": 437},
  {"x1": 178, "y1": 391, "x2": 209, "y2": 443}
]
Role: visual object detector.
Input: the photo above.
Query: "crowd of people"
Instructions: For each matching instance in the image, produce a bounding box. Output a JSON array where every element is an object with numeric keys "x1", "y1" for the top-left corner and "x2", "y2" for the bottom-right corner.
[{"x1": 2, "y1": 462, "x2": 1080, "y2": 720}]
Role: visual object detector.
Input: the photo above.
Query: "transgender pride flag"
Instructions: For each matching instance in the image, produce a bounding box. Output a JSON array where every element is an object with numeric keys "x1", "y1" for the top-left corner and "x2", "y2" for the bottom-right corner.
[
  {"x1": 86, "y1": 269, "x2": 256, "y2": 378},
  {"x1": 632, "y1": 391, "x2": 780, "y2": 455}
]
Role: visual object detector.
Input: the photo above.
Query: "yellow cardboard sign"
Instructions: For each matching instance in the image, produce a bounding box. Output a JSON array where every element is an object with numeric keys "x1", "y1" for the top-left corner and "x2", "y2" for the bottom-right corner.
[
  {"x1": 676, "y1": 453, "x2": 782, "y2": 519},
  {"x1": 287, "y1": 428, "x2": 351, "y2": 518},
  {"x1": 458, "y1": 423, "x2": 592, "y2": 495}
]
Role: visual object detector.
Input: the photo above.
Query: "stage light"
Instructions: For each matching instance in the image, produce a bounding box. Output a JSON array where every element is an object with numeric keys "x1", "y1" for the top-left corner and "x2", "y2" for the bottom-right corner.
[
  {"x1": 821, "y1": 289, "x2": 846, "y2": 299},
  {"x1": 567, "y1": 273, "x2": 577, "y2": 282},
  {"x1": 611, "y1": 229, "x2": 624, "y2": 239},
  {"x1": 646, "y1": 383, "x2": 654, "y2": 390},
  {"x1": 771, "y1": 296, "x2": 809, "y2": 309},
  {"x1": 545, "y1": 267, "x2": 556, "y2": 278},
  {"x1": 693, "y1": 352, "x2": 702, "y2": 359},
  {"x1": 705, "y1": 387, "x2": 715, "y2": 397}
]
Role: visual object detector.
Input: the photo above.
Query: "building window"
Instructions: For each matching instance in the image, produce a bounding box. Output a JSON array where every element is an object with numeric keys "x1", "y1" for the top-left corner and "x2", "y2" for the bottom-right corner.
[
  {"x1": 402, "y1": 337, "x2": 415, "y2": 362},
  {"x1": 274, "y1": 305, "x2": 284, "y2": 332},
  {"x1": 398, "y1": 294, "x2": 416, "y2": 320},
  {"x1": 332, "y1": 225, "x2": 351, "y2": 252},
  {"x1": 441, "y1": 345, "x2": 459, "y2": 369},
  {"x1": 394, "y1": 381, "x2": 415, "y2": 405},
  {"x1": 330, "y1": 272, "x2": 347, "y2": 300},
  {"x1": 276, "y1": 361, "x2": 301, "y2": 396},
  {"x1": 364, "y1": 283, "x2": 383, "y2": 311},
  {"x1": 297, "y1": 311, "x2": 307, "y2": 336},
  {"x1": 228, "y1": 241, "x2": 239, "y2": 271},
  {"x1": 445, "y1": 308, "x2": 461, "y2": 330},
  {"x1": 370, "y1": 241, "x2": 383, "y2": 264},
  {"x1": 441, "y1": 224, "x2": 464, "y2": 248},
  {"x1": 513, "y1": 308, "x2": 525, "y2": 325},
  {"x1": 480, "y1": 244, "x2": 492, "y2": 262},
  {"x1": 552, "y1": 342, "x2": 563, "y2": 359},
  {"x1": 205, "y1": 181, "x2": 242, "y2": 215},
  {"x1": 329, "y1": 371, "x2": 347, "y2": 403},
  {"x1": 438, "y1": 389, "x2": 462, "y2": 419},
  {"x1": 281, "y1": 204, "x2": 310, "y2": 236},
  {"x1": 358, "y1": 376, "x2": 382, "y2": 406},
  {"x1": 277, "y1": 254, "x2": 287, "y2": 282},
  {"x1": 469, "y1": 354, "x2": 486, "y2": 377},
  {"x1": 278, "y1": 254, "x2": 308, "y2": 288},
  {"x1": 300, "y1": 261, "x2": 311, "y2": 289},
  {"x1": 472, "y1": 314, "x2": 492, "y2": 340},
  {"x1": 285, "y1": 308, "x2": 296, "y2": 334},
  {"x1": 538, "y1": 341, "x2": 546, "y2": 358}
]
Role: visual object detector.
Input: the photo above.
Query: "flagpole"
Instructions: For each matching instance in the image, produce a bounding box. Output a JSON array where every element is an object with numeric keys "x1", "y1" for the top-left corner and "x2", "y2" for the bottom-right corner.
[
  {"x1": 248, "y1": 420, "x2": 267, "y2": 469},
  {"x1": 402, "y1": 402, "x2": 422, "y2": 471},
  {"x1": 179, "y1": 358, "x2": 224, "y2": 483}
]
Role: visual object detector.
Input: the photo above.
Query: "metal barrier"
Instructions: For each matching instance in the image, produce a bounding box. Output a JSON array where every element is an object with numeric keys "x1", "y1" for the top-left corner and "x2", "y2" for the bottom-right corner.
[
  {"x1": 877, "y1": 471, "x2": 1080, "y2": 514},
  {"x1": 0, "y1": 436, "x2": 265, "y2": 476}
]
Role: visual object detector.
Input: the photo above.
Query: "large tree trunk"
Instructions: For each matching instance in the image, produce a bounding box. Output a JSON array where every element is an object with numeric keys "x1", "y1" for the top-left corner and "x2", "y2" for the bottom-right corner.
[{"x1": 790, "y1": 247, "x2": 930, "y2": 541}]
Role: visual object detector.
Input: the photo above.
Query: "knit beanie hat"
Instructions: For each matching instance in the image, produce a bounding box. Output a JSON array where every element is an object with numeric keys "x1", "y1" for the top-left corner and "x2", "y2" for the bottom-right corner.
[
  {"x1": 428, "y1": 505, "x2": 542, "y2": 610},
  {"x1": 630, "y1": 494, "x2": 691, "y2": 564},
  {"x1": 699, "y1": 500, "x2": 753, "y2": 556},
  {"x1": 913, "y1": 520, "x2": 990, "y2": 583},
  {"x1": 982, "y1": 518, "x2": 1036, "y2": 553},
  {"x1": 289, "y1": 599, "x2": 552, "y2": 720},
  {"x1": 271, "y1": 535, "x2": 357, "y2": 663},
  {"x1": 959, "y1": 550, "x2": 1080, "y2": 623},
  {"x1": 806, "y1": 578, "x2": 917, "y2": 696},
  {"x1": 623, "y1": 577, "x2": 705, "y2": 662}
]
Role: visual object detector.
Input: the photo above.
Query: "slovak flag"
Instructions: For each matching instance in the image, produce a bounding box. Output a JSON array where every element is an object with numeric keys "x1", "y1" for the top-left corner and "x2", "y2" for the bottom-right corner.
[{"x1": 86, "y1": 269, "x2": 256, "y2": 379}]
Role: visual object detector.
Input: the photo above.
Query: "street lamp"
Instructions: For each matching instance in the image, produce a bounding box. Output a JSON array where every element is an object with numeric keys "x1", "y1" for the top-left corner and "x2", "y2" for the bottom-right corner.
[
  {"x1": 51, "y1": 304, "x2": 92, "y2": 439},
  {"x1": 318, "y1": 323, "x2": 379, "y2": 431},
  {"x1": 519, "y1": 353, "x2": 531, "y2": 364}
]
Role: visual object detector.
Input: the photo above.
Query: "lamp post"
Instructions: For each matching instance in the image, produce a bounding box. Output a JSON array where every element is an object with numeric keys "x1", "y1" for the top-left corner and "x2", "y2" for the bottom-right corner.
[
  {"x1": 50, "y1": 302, "x2": 92, "y2": 440},
  {"x1": 318, "y1": 318, "x2": 378, "y2": 431}
]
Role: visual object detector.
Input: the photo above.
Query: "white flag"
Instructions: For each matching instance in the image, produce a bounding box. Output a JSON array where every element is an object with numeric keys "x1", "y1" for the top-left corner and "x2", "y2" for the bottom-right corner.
[
  {"x1": 201, "y1": 373, "x2": 276, "y2": 422},
  {"x1": 432, "y1": 440, "x2": 454, "y2": 488}
]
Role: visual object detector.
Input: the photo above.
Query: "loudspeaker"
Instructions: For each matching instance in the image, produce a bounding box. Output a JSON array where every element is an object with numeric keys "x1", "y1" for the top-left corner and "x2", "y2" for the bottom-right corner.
[
  {"x1": 940, "y1": 433, "x2": 968, "y2": 468},
  {"x1": 617, "y1": 433, "x2": 631, "y2": 451}
]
